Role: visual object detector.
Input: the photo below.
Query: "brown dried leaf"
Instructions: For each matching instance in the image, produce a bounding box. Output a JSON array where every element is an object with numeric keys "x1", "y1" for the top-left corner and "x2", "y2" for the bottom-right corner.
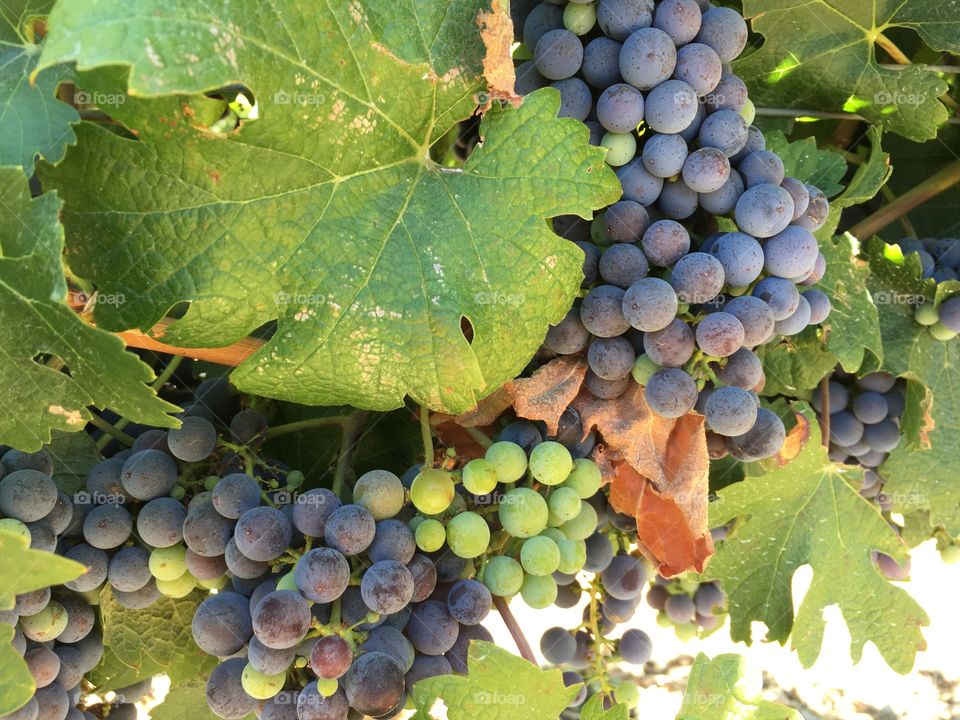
[
  {"x1": 775, "y1": 412, "x2": 810, "y2": 466},
  {"x1": 448, "y1": 385, "x2": 515, "y2": 428},
  {"x1": 917, "y1": 386, "x2": 936, "y2": 450},
  {"x1": 476, "y1": 0, "x2": 522, "y2": 112},
  {"x1": 609, "y1": 462, "x2": 714, "y2": 576},
  {"x1": 508, "y1": 355, "x2": 588, "y2": 435}
]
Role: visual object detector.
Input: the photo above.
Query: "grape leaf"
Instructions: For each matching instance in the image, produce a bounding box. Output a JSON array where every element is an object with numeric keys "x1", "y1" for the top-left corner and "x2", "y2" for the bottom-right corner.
[
  {"x1": 508, "y1": 355, "x2": 588, "y2": 436},
  {"x1": 706, "y1": 406, "x2": 929, "y2": 673},
  {"x1": 150, "y1": 679, "x2": 225, "y2": 720},
  {"x1": 580, "y1": 694, "x2": 628, "y2": 720},
  {"x1": 48, "y1": 428, "x2": 101, "y2": 496},
  {"x1": 677, "y1": 653, "x2": 802, "y2": 720},
  {"x1": 737, "y1": 0, "x2": 958, "y2": 140},
  {"x1": 410, "y1": 641, "x2": 576, "y2": 720},
  {"x1": 0, "y1": 167, "x2": 179, "y2": 450},
  {"x1": 0, "y1": 622, "x2": 34, "y2": 716},
  {"x1": 763, "y1": 131, "x2": 846, "y2": 198},
  {"x1": 37, "y1": 0, "x2": 619, "y2": 415},
  {"x1": 88, "y1": 587, "x2": 218, "y2": 691},
  {"x1": 0, "y1": 530, "x2": 85, "y2": 609},
  {"x1": 0, "y1": 0, "x2": 79, "y2": 170},
  {"x1": 755, "y1": 328, "x2": 836, "y2": 398}
]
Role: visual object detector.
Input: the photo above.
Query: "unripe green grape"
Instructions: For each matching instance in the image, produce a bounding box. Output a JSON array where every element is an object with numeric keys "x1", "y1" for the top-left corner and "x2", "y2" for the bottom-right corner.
[
  {"x1": 204, "y1": 475, "x2": 220, "y2": 491},
  {"x1": 520, "y1": 536, "x2": 560, "y2": 576},
  {"x1": 674, "y1": 622, "x2": 697, "y2": 642},
  {"x1": 408, "y1": 515, "x2": 425, "y2": 531},
  {"x1": 482, "y1": 556, "x2": 524, "y2": 596},
  {"x1": 198, "y1": 575, "x2": 228, "y2": 590},
  {"x1": 0, "y1": 518, "x2": 30, "y2": 541},
  {"x1": 563, "y1": 1, "x2": 596, "y2": 34},
  {"x1": 559, "y1": 501, "x2": 598, "y2": 540},
  {"x1": 614, "y1": 681, "x2": 640, "y2": 707},
  {"x1": 462, "y1": 459, "x2": 499, "y2": 495},
  {"x1": 739, "y1": 98, "x2": 756, "y2": 125},
  {"x1": 415, "y1": 518, "x2": 446, "y2": 552},
  {"x1": 446, "y1": 512, "x2": 490, "y2": 559},
  {"x1": 601, "y1": 133, "x2": 637, "y2": 167},
  {"x1": 485, "y1": 442, "x2": 527, "y2": 483},
  {"x1": 529, "y1": 442, "x2": 573, "y2": 486},
  {"x1": 353, "y1": 469, "x2": 405, "y2": 520},
  {"x1": 317, "y1": 678, "x2": 338, "y2": 697},
  {"x1": 556, "y1": 538, "x2": 587, "y2": 574},
  {"x1": 540, "y1": 527, "x2": 566, "y2": 544},
  {"x1": 915, "y1": 303, "x2": 938, "y2": 325},
  {"x1": 520, "y1": 573, "x2": 557, "y2": 609},
  {"x1": 656, "y1": 611, "x2": 672, "y2": 628},
  {"x1": 547, "y1": 487, "x2": 582, "y2": 523},
  {"x1": 631, "y1": 354, "x2": 662, "y2": 386},
  {"x1": 241, "y1": 664, "x2": 286, "y2": 700},
  {"x1": 499, "y1": 488, "x2": 549, "y2": 538},
  {"x1": 940, "y1": 545, "x2": 960, "y2": 564},
  {"x1": 171, "y1": 485, "x2": 186, "y2": 500},
  {"x1": 157, "y1": 572, "x2": 196, "y2": 598},
  {"x1": 679, "y1": 577, "x2": 699, "y2": 594},
  {"x1": 286, "y1": 470, "x2": 305, "y2": 490},
  {"x1": 149, "y1": 544, "x2": 188, "y2": 581},
  {"x1": 563, "y1": 459, "x2": 602, "y2": 499},
  {"x1": 20, "y1": 601, "x2": 67, "y2": 642},
  {"x1": 930, "y1": 321, "x2": 957, "y2": 341},
  {"x1": 410, "y1": 469, "x2": 455, "y2": 515},
  {"x1": 276, "y1": 571, "x2": 298, "y2": 592}
]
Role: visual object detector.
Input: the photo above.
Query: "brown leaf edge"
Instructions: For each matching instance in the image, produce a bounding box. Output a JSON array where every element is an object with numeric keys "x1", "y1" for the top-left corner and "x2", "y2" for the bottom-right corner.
[{"x1": 476, "y1": 0, "x2": 522, "y2": 112}]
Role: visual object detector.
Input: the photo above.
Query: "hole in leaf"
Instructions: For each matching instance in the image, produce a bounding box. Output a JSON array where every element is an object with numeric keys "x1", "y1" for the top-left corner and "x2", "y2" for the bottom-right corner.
[{"x1": 460, "y1": 316, "x2": 474, "y2": 344}]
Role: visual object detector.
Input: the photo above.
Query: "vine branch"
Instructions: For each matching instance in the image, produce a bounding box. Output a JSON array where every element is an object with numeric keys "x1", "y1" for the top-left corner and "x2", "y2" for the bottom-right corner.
[
  {"x1": 819, "y1": 374, "x2": 831, "y2": 449},
  {"x1": 462, "y1": 425, "x2": 493, "y2": 449},
  {"x1": 492, "y1": 595, "x2": 537, "y2": 664},
  {"x1": 849, "y1": 160, "x2": 960, "y2": 240},
  {"x1": 419, "y1": 405, "x2": 434, "y2": 466},
  {"x1": 264, "y1": 415, "x2": 350, "y2": 440},
  {"x1": 87, "y1": 413, "x2": 135, "y2": 446},
  {"x1": 332, "y1": 411, "x2": 371, "y2": 500}
]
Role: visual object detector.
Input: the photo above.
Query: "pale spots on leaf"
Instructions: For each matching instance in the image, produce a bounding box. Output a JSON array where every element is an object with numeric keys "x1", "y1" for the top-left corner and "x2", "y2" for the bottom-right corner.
[
  {"x1": 144, "y1": 39, "x2": 164, "y2": 68},
  {"x1": 427, "y1": 698, "x2": 449, "y2": 720},
  {"x1": 47, "y1": 405, "x2": 85, "y2": 426}
]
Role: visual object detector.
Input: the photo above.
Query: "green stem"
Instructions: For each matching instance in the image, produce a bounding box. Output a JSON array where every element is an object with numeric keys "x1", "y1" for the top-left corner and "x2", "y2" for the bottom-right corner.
[
  {"x1": 87, "y1": 413, "x2": 135, "y2": 447},
  {"x1": 331, "y1": 411, "x2": 371, "y2": 501},
  {"x1": 420, "y1": 405, "x2": 434, "y2": 467},
  {"x1": 492, "y1": 595, "x2": 537, "y2": 663},
  {"x1": 330, "y1": 597, "x2": 341, "y2": 628},
  {"x1": 264, "y1": 415, "x2": 350, "y2": 441},
  {"x1": 462, "y1": 425, "x2": 493, "y2": 449}
]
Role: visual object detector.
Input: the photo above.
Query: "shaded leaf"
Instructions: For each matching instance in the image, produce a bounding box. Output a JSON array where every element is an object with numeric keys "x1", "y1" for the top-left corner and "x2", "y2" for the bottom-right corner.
[
  {"x1": 678, "y1": 653, "x2": 802, "y2": 720},
  {"x1": 763, "y1": 131, "x2": 846, "y2": 198},
  {"x1": 756, "y1": 328, "x2": 837, "y2": 398},
  {"x1": 0, "y1": 622, "x2": 34, "y2": 716},
  {"x1": 48, "y1": 429, "x2": 101, "y2": 496},
  {"x1": 706, "y1": 406, "x2": 929, "y2": 673},
  {"x1": 508, "y1": 355, "x2": 588, "y2": 435},
  {"x1": 450, "y1": 385, "x2": 515, "y2": 428},
  {"x1": 38, "y1": 0, "x2": 619, "y2": 415},
  {"x1": 0, "y1": 530, "x2": 85, "y2": 609}
]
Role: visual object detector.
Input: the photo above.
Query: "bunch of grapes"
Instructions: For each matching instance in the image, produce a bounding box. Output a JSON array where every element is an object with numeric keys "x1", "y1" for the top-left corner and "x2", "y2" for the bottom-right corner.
[
  {"x1": 0, "y1": 447, "x2": 113, "y2": 720},
  {"x1": 888, "y1": 237, "x2": 960, "y2": 339},
  {"x1": 515, "y1": 0, "x2": 834, "y2": 461}
]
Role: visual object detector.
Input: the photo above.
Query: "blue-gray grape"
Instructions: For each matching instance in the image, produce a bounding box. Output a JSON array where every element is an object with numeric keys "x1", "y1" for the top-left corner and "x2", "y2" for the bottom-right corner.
[
  {"x1": 580, "y1": 285, "x2": 630, "y2": 337},
  {"x1": 534, "y1": 29, "x2": 583, "y2": 80},
  {"x1": 446, "y1": 579, "x2": 492, "y2": 625},
  {"x1": 234, "y1": 506, "x2": 291, "y2": 562},
  {"x1": 120, "y1": 450, "x2": 177, "y2": 501},
  {"x1": 674, "y1": 42, "x2": 722, "y2": 96},
  {"x1": 619, "y1": 628, "x2": 652, "y2": 664},
  {"x1": 598, "y1": 0, "x2": 655, "y2": 41},
  {"x1": 192, "y1": 592, "x2": 253, "y2": 657},
  {"x1": 643, "y1": 318, "x2": 694, "y2": 367},
  {"x1": 251, "y1": 590, "x2": 310, "y2": 650},
  {"x1": 695, "y1": 312, "x2": 744, "y2": 357},
  {"x1": 619, "y1": 27, "x2": 675, "y2": 89},
  {"x1": 0, "y1": 470, "x2": 57, "y2": 522},
  {"x1": 752, "y1": 277, "x2": 800, "y2": 321},
  {"x1": 682, "y1": 147, "x2": 730, "y2": 193},
  {"x1": 695, "y1": 5, "x2": 747, "y2": 62},
  {"x1": 734, "y1": 183, "x2": 794, "y2": 238},
  {"x1": 552, "y1": 77, "x2": 592, "y2": 120},
  {"x1": 581, "y1": 36, "x2": 623, "y2": 87},
  {"x1": 211, "y1": 473, "x2": 261, "y2": 520},
  {"x1": 545, "y1": 308, "x2": 591, "y2": 355},
  {"x1": 616, "y1": 159, "x2": 664, "y2": 205},
  {"x1": 166, "y1": 416, "x2": 216, "y2": 462},
  {"x1": 206, "y1": 658, "x2": 257, "y2": 719},
  {"x1": 540, "y1": 627, "x2": 576, "y2": 664},
  {"x1": 645, "y1": 368, "x2": 698, "y2": 418},
  {"x1": 641, "y1": 220, "x2": 690, "y2": 267},
  {"x1": 699, "y1": 170, "x2": 744, "y2": 215},
  {"x1": 641, "y1": 133, "x2": 688, "y2": 179},
  {"x1": 107, "y1": 546, "x2": 152, "y2": 593},
  {"x1": 587, "y1": 336, "x2": 636, "y2": 380},
  {"x1": 136, "y1": 497, "x2": 186, "y2": 548},
  {"x1": 360, "y1": 560, "x2": 414, "y2": 615},
  {"x1": 597, "y1": 83, "x2": 645, "y2": 133},
  {"x1": 704, "y1": 386, "x2": 758, "y2": 436},
  {"x1": 653, "y1": 0, "x2": 702, "y2": 45},
  {"x1": 670, "y1": 252, "x2": 725, "y2": 304},
  {"x1": 599, "y1": 243, "x2": 649, "y2": 288},
  {"x1": 604, "y1": 200, "x2": 650, "y2": 242},
  {"x1": 324, "y1": 504, "x2": 375, "y2": 556},
  {"x1": 709, "y1": 232, "x2": 763, "y2": 287},
  {"x1": 644, "y1": 80, "x2": 699, "y2": 133},
  {"x1": 405, "y1": 601, "x2": 459, "y2": 655},
  {"x1": 82, "y1": 503, "x2": 132, "y2": 550}
]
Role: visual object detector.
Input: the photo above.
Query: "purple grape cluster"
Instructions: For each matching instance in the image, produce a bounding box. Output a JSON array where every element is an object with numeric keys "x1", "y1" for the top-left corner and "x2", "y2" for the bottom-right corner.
[
  {"x1": 888, "y1": 237, "x2": 960, "y2": 339},
  {"x1": 515, "y1": 0, "x2": 835, "y2": 460}
]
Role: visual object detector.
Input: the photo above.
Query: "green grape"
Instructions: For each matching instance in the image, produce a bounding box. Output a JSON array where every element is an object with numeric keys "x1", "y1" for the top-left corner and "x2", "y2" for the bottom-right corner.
[
  {"x1": 78, "y1": 588, "x2": 101, "y2": 606},
  {"x1": 0, "y1": 518, "x2": 30, "y2": 541},
  {"x1": 149, "y1": 544, "x2": 188, "y2": 581},
  {"x1": 601, "y1": 133, "x2": 637, "y2": 167},
  {"x1": 678, "y1": 577, "x2": 699, "y2": 594},
  {"x1": 674, "y1": 622, "x2": 697, "y2": 642},
  {"x1": 410, "y1": 468, "x2": 455, "y2": 515},
  {"x1": 656, "y1": 611, "x2": 672, "y2": 628},
  {"x1": 286, "y1": 470, "x2": 306, "y2": 489},
  {"x1": 499, "y1": 488, "x2": 548, "y2": 538},
  {"x1": 915, "y1": 303, "x2": 938, "y2": 325},
  {"x1": 446, "y1": 511, "x2": 490, "y2": 559},
  {"x1": 559, "y1": 501, "x2": 598, "y2": 540},
  {"x1": 204, "y1": 475, "x2": 220, "y2": 491},
  {"x1": 547, "y1": 487, "x2": 582, "y2": 523},
  {"x1": 528, "y1": 441, "x2": 573, "y2": 486},
  {"x1": 171, "y1": 485, "x2": 186, "y2": 500},
  {"x1": 317, "y1": 678, "x2": 338, "y2": 697},
  {"x1": 739, "y1": 98, "x2": 756, "y2": 125},
  {"x1": 556, "y1": 538, "x2": 587, "y2": 574},
  {"x1": 563, "y1": 1, "x2": 596, "y2": 34},
  {"x1": 353, "y1": 469, "x2": 405, "y2": 520},
  {"x1": 540, "y1": 527, "x2": 566, "y2": 544},
  {"x1": 520, "y1": 573, "x2": 557, "y2": 609},
  {"x1": 462, "y1": 458, "x2": 499, "y2": 495},
  {"x1": 631, "y1": 354, "x2": 662, "y2": 386},
  {"x1": 408, "y1": 515, "x2": 425, "y2": 531},
  {"x1": 520, "y1": 536, "x2": 560, "y2": 576},
  {"x1": 941, "y1": 545, "x2": 960, "y2": 564},
  {"x1": 19, "y1": 601, "x2": 67, "y2": 642},
  {"x1": 276, "y1": 571, "x2": 298, "y2": 592},
  {"x1": 931, "y1": 321, "x2": 957, "y2": 340},
  {"x1": 482, "y1": 556, "x2": 524, "y2": 597},
  {"x1": 241, "y1": 664, "x2": 287, "y2": 700},
  {"x1": 484, "y1": 442, "x2": 527, "y2": 483},
  {"x1": 614, "y1": 681, "x2": 640, "y2": 707},
  {"x1": 563, "y1": 458, "x2": 602, "y2": 499},
  {"x1": 197, "y1": 575, "x2": 228, "y2": 590},
  {"x1": 157, "y1": 572, "x2": 196, "y2": 598},
  {"x1": 415, "y1": 518, "x2": 446, "y2": 552}
]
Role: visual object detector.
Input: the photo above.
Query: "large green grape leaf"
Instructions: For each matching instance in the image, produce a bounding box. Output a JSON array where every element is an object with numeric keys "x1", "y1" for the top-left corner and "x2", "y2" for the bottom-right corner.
[
  {"x1": 88, "y1": 587, "x2": 218, "y2": 691},
  {"x1": 37, "y1": 1, "x2": 619, "y2": 415},
  {"x1": 0, "y1": 0, "x2": 79, "y2": 170},
  {"x1": 756, "y1": 328, "x2": 836, "y2": 398},
  {"x1": 0, "y1": 167, "x2": 179, "y2": 450},
  {"x1": 0, "y1": 623, "x2": 34, "y2": 716},
  {"x1": 763, "y1": 131, "x2": 846, "y2": 198},
  {"x1": 738, "y1": 1, "x2": 958, "y2": 140},
  {"x1": 677, "y1": 653, "x2": 802, "y2": 720},
  {"x1": 706, "y1": 405, "x2": 929, "y2": 673},
  {"x1": 410, "y1": 641, "x2": 577, "y2": 720},
  {"x1": 0, "y1": 530, "x2": 85, "y2": 609},
  {"x1": 580, "y1": 694, "x2": 628, "y2": 720}
]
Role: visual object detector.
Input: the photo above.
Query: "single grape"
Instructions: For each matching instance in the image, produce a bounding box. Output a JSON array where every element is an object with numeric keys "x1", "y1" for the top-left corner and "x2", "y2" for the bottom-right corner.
[
  {"x1": 674, "y1": 42, "x2": 722, "y2": 96},
  {"x1": 734, "y1": 183, "x2": 794, "y2": 238},
  {"x1": 728, "y1": 408, "x2": 787, "y2": 460},
  {"x1": 653, "y1": 0, "x2": 702, "y2": 44},
  {"x1": 704, "y1": 386, "x2": 758, "y2": 436},
  {"x1": 343, "y1": 651, "x2": 405, "y2": 717},
  {"x1": 521, "y1": 573, "x2": 558, "y2": 609},
  {"x1": 520, "y1": 535, "x2": 562, "y2": 576},
  {"x1": 548, "y1": 486, "x2": 583, "y2": 524},
  {"x1": 211, "y1": 473, "x2": 261, "y2": 520},
  {"x1": 795, "y1": 184, "x2": 830, "y2": 232},
  {"x1": 461, "y1": 458, "x2": 498, "y2": 496},
  {"x1": 774, "y1": 294, "x2": 811, "y2": 336},
  {"x1": 367, "y1": 519, "x2": 415, "y2": 564},
  {"x1": 323, "y1": 504, "x2": 375, "y2": 556},
  {"x1": 522, "y1": 2, "x2": 564, "y2": 49},
  {"x1": 601, "y1": 132, "x2": 637, "y2": 166},
  {"x1": 352, "y1": 469, "x2": 404, "y2": 521},
  {"x1": 739, "y1": 150, "x2": 786, "y2": 188},
  {"x1": 407, "y1": 554, "x2": 438, "y2": 602},
  {"x1": 659, "y1": 177, "x2": 700, "y2": 218},
  {"x1": 446, "y1": 511, "x2": 490, "y2": 559},
  {"x1": 252, "y1": 590, "x2": 311, "y2": 650},
  {"x1": 136, "y1": 496, "x2": 186, "y2": 548},
  {"x1": 183, "y1": 498, "x2": 235, "y2": 557},
  {"x1": 234, "y1": 506, "x2": 292, "y2": 562},
  {"x1": 584, "y1": 532, "x2": 615, "y2": 572},
  {"x1": 764, "y1": 225, "x2": 819, "y2": 279},
  {"x1": 499, "y1": 487, "x2": 549, "y2": 538},
  {"x1": 695, "y1": 5, "x2": 747, "y2": 62},
  {"x1": 863, "y1": 418, "x2": 901, "y2": 453},
  {"x1": 563, "y1": 458, "x2": 602, "y2": 499},
  {"x1": 296, "y1": 684, "x2": 348, "y2": 720},
  {"x1": 643, "y1": 318, "x2": 695, "y2": 368},
  {"x1": 447, "y1": 579, "x2": 492, "y2": 625},
  {"x1": 694, "y1": 582, "x2": 727, "y2": 615},
  {"x1": 664, "y1": 593, "x2": 696, "y2": 623},
  {"x1": 696, "y1": 312, "x2": 745, "y2": 357},
  {"x1": 229, "y1": 409, "x2": 268, "y2": 445},
  {"x1": 108, "y1": 546, "x2": 152, "y2": 593},
  {"x1": 603, "y1": 200, "x2": 650, "y2": 243},
  {"x1": 705, "y1": 72, "x2": 748, "y2": 113},
  {"x1": 193, "y1": 592, "x2": 253, "y2": 657},
  {"x1": 20, "y1": 601, "x2": 67, "y2": 642},
  {"x1": 545, "y1": 307, "x2": 590, "y2": 355},
  {"x1": 619, "y1": 27, "x2": 675, "y2": 89},
  {"x1": 804, "y1": 289, "x2": 832, "y2": 325},
  {"x1": 405, "y1": 600, "x2": 460, "y2": 655},
  {"x1": 0, "y1": 469, "x2": 57, "y2": 522},
  {"x1": 671, "y1": 252, "x2": 725, "y2": 304},
  {"x1": 2, "y1": 448, "x2": 53, "y2": 475},
  {"x1": 57, "y1": 594, "x2": 95, "y2": 643},
  {"x1": 617, "y1": 159, "x2": 665, "y2": 206},
  {"x1": 644, "y1": 80, "x2": 699, "y2": 134},
  {"x1": 597, "y1": 83, "x2": 645, "y2": 133},
  {"x1": 528, "y1": 441, "x2": 574, "y2": 485},
  {"x1": 482, "y1": 556, "x2": 525, "y2": 596},
  {"x1": 581, "y1": 36, "x2": 623, "y2": 88},
  {"x1": 601, "y1": 555, "x2": 647, "y2": 600},
  {"x1": 563, "y1": 2, "x2": 596, "y2": 35},
  {"x1": 82, "y1": 503, "x2": 132, "y2": 550},
  {"x1": 700, "y1": 170, "x2": 745, "y2": 216},
  {"x1": 362, "y1": 626, "x2": 415, "y2": 673},
  {"x1": 641, "y1": 133, "x2": 688, "y2": 179},
  {"x1": 410, "y1": 469, "x2": 455, "y2": 515},
  {"x1": 25, "y1": 646, "x2": 60, "y2": 688},
  {"x1": 534, "y1": 28, "x2": 583, "y2": 80},
  {"x1": 33, "y1": 685, "x2": 69, "y2": 720},
  {"x1": 247, "y1": 636, "x2": 295, "y2": 676},
  {"x1": 240, "y1": 664, "x2": 286, "y2": 701},
  {"x1": 167, "y1": 416, "x2": 216, "y2": 462},
  {"x1": 291, "y1": 488, "x2": 341, "y2": 537},
  {"x1": 622, "y1": 278, "x2": 678, "y2": 335},
  {"x1": 619, "y1": 628, "x2": 652, "y2": 664},
  {"x1": 598, "y1": 0, "x2": 655, "y2": 40},
  {"x1": 752, "y1": 277, "x2": 800, "y2": 321},
  {"x1": 709, "y1": 232, "x2": 763, "y2": 287},
  {"x1": 599, "y1": 243, "x2": 649, "y2": 288},
  {"x1": 119, "y1": 450, "x2": 177, "y2": 501}
]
